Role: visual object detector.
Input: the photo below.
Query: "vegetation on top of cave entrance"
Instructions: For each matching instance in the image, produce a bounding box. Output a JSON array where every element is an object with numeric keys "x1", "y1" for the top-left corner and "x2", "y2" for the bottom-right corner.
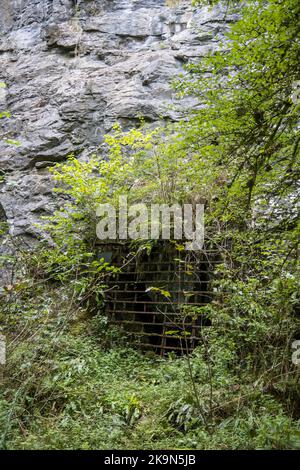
[{"x1": 0, "y1": 0, "x2": 299, "y2": 450}]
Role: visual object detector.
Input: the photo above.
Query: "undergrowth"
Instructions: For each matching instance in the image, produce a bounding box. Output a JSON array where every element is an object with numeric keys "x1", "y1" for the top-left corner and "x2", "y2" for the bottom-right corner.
[
  {"x1": 1, "y1": 0, "x2": 300, "y2": 450},
  {"x1": 1, "y1": 276, "x2": 300, "y2": 450}
]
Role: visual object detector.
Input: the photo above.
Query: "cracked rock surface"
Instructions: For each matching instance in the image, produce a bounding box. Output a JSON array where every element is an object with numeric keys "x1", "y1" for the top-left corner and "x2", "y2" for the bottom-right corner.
[{"x1": 0, "y1": 0, "x2": 236, "y2": 245}]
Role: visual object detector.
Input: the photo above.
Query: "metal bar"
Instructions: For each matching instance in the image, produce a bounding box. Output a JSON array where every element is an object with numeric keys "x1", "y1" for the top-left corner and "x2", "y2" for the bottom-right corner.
[
  {"x1": 110, "y1": 320, "x2": 202, "y2": 328},
  {"x1": 110, "y1": 300, "x2": 208, "y2": 305},
  {"x1": 102, "y1": 241, "x2": 216, "y2": 355},
  {"x1": 136, "y1": 343, "x2": 196, "y2": 352},
  {"x1": 110, "y1": 258, "x2": 220, "y2": 266},
  {"x1": 104, "y1": 279, "x2": 212, "y2": 284},
  {"x1": 109, "y1": 269, "x2": 217, "y2": 274},
  {"x1": 106, "y1": 309, "x2": 206, "y2": 316},
  {"x1": 106, "y1": 290, "x2": 215, "y2": 295},
  {"x1": 127, "y1": 331, "x2": 199, "y2": 341}
]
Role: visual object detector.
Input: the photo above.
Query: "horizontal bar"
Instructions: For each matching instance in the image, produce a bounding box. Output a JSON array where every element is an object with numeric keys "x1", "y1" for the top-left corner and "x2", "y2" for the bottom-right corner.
[
  {"x1": 105, "y1": 279, "x2": 211, "y2": 284},
  {"x1": 107, "y1": 290, "x2": 214, "y2": 295},
  {"x1": 111, "y1": 262, "x2": 220, "y2": 268},
  {"x1": 123, "y1": 330, "x2": 199, "y2": 341},
  {"x1": 108, "y1": 299, "x2": 211, "y2": 303},
  {"x1": 110, "y1": 271, "x2": 209, "y2": 276},
  {"x1": 106, "y1": 308, "x2": 206, "y2": 314},
  {"x1": 135, "y1": 343, "x2": 196, "y2": 352},
  {"x1": 110, "y1": 259, "x2": 218, "y2": 266},
  {"x1": 110, "y1": 300, "x2": 207, "y2": 305},
  {"x1": 95, "y1": 241, "x2": 218, "y2": 251},
  {"x1": 110, "y1": 320, "x2": 202, "y2": 328}
]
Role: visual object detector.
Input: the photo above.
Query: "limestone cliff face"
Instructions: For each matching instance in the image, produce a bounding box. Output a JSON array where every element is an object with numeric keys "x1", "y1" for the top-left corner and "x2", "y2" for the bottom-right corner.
[{"x1": 0, "y1": 0, "x2": 236, "y2": 245}]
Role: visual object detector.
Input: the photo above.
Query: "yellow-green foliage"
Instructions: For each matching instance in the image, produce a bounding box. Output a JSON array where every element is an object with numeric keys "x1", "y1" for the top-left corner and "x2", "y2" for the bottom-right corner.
[
  {"x1": 166, "y1": 0, "x2": 182, "y2": 7},
  {"x1": 1, "y1": 0, "x2": 300, "y2": 451}
]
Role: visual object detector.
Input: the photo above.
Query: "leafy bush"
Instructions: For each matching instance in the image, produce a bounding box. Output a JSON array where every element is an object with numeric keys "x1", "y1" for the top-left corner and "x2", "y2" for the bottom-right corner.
[{"x1": 1, "y1": 0, "x2": 300, "y2": 450}]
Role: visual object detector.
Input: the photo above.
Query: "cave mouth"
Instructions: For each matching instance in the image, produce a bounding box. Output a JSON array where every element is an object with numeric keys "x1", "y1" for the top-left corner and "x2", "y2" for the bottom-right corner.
[{"x1": 98, "y1": 241, "x2": 215, "y2": 355}]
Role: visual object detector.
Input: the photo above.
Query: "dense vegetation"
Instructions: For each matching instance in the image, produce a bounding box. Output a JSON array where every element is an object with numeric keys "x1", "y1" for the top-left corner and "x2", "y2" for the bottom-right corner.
[{"x1": 0, "y1": 0, "x2": 299, "y2": 449}]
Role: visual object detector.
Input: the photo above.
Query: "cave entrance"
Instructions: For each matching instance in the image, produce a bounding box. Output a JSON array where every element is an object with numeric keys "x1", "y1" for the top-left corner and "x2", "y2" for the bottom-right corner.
[{"x1": 98, "y1": 241, "x2": 216, "y2": 355}]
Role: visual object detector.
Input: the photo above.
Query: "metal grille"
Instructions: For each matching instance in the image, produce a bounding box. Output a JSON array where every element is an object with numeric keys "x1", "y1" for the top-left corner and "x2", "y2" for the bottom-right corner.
[{"x1": 100, "y1": 242, "x2": 216, "y2": 355}]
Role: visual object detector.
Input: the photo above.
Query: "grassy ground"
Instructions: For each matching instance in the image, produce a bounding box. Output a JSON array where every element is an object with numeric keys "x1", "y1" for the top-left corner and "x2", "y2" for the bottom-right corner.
[{"x1": 1, "y1": 318, "x2": 299, "y2": 450}]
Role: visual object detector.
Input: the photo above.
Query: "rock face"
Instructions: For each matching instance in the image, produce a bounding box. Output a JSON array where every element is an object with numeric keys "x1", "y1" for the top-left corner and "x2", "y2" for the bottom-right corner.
[{"x1": 0, "y1": 0, "x2": 236, "y2": 246}]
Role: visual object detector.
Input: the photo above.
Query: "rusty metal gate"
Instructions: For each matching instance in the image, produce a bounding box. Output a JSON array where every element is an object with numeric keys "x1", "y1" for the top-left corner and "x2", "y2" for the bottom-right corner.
[{"x1": 99, "y1": 242, "x2": 217, "y2": 355}]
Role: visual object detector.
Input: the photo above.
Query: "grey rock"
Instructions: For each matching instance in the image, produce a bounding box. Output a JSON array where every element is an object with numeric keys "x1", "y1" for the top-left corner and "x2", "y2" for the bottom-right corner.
[{"x1": 0, "y1": 0, "x2": 233, "y2": 256}]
